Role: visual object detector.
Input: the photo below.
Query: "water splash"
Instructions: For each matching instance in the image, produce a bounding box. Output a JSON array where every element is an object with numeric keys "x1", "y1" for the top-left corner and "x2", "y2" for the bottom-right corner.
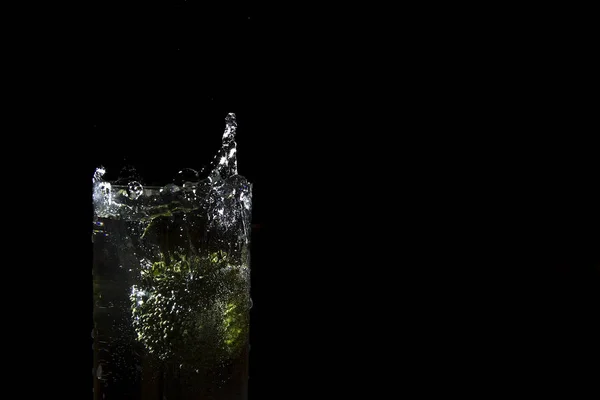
[
  {"x1": 92, "y1": 113, "x2": 250, "y2": 223},
  {"x1": 211, "y1": 113, "x2": 238, "y2": 181},
  {"x1": 93, "y1": 166, "x2": 106, "y2": 183},
  {"x1": 92, "y1": 113, "x2": 252, "y2": 367}
]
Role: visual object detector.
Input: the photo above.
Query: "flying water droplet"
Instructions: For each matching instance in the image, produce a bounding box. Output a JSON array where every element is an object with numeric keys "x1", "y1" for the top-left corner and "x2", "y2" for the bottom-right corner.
[
  {"x1": 127, "y1": 181, "x2": 143, "y2": 200},
  {"x1": 197, "y1": 164, "x2": 210, "y2": 180},
  {"x1": 97, "y1": 364, "x2": 103, "y2": 379}
]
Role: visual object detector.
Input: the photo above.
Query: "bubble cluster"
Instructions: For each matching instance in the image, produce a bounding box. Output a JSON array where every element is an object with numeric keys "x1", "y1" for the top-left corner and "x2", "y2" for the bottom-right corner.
[
  {"x1": 127, "y1": 181, "x2": 143, "y2": 200},
  {"x1": 130, "y1": 251, "x2": 249, "y2": 366}
]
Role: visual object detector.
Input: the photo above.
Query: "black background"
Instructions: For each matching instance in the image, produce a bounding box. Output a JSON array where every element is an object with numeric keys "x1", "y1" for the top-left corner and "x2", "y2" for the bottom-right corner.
[{"x1": 9, "y1": 4, "x2": 600, "y2": 398}]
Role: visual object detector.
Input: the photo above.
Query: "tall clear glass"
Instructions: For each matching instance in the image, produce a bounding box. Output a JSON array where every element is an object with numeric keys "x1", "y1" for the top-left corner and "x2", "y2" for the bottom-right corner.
[{"x1": 92, "y1": 114, "x2": 251, "y2": 399}]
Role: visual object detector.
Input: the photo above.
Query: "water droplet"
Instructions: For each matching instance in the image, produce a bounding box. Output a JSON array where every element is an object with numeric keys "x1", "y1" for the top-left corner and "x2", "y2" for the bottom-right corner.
[
  {"x1": 249, "y1": 298, "x2": 253, "y2": 309},
  {"x1": 91, "y1": 329, "x2": 94, "y2": 339},
  {"x1": 196, "y1": 164, "x2": 210, "y2": 180},
  {"x1": 163, "y1": 183, "x2": 180, "y2": 194},
  {"x1": 175, "y1": 168, "x2": 199, "y2": 186},
  {"x1": 127, "y1": 181, "x2": 143, "y2": 200},
  {"x1": 93, "y1": 166, "x2": 106, "y2": 183},
  {"x1": 97, "y1": 364, "x2": 103, "y2": 379}
]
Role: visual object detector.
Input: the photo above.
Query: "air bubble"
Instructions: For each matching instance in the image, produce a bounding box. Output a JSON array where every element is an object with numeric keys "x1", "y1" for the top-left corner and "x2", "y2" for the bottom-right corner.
[{"x1": 127, "y1": 181, "x2": 143, "y2": 200}]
